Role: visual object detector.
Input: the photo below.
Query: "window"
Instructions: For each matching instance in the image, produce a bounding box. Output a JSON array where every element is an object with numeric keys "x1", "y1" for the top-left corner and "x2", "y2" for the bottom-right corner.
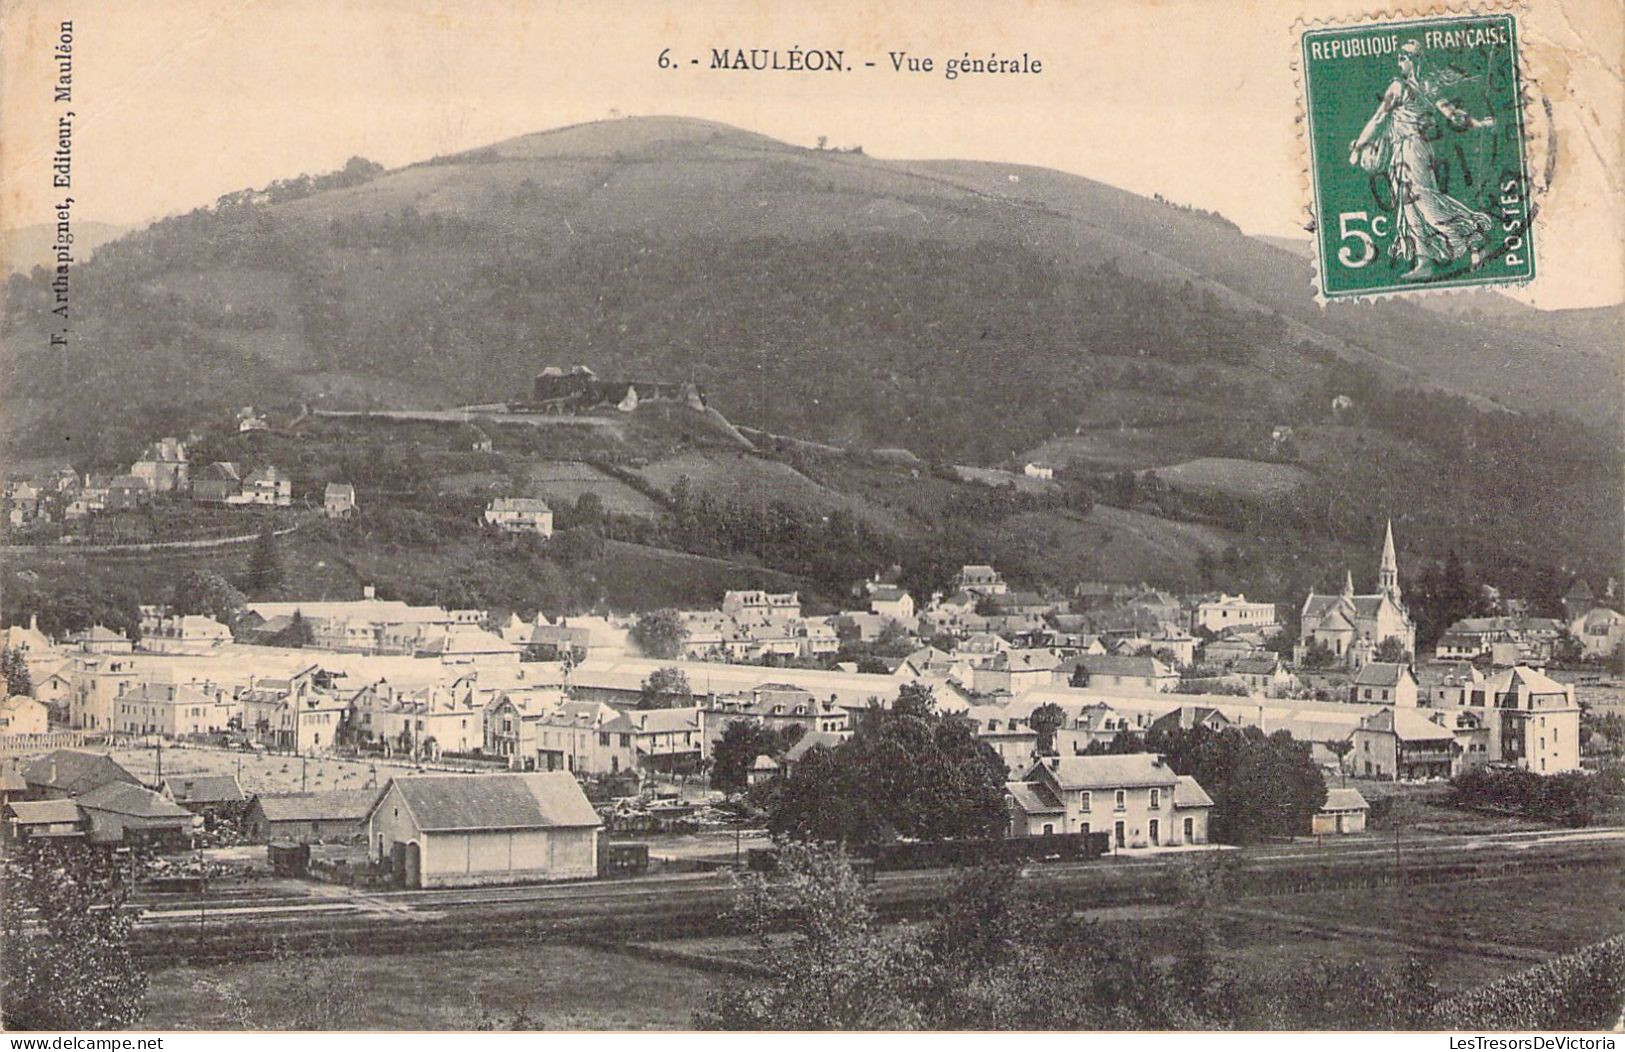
[
  {"x1": 599, "y1": 732, "x2": 609, "y2": 746},
  {"x1": 1114, "y1": 790, "x2": 1126, "y2": 811},
  {"x1": 1079, "y1": 791, "x2": 1091, "y2": 812},
  {"x1": 1149, "y1": 788, "x2": 1161, "y2": 809}
]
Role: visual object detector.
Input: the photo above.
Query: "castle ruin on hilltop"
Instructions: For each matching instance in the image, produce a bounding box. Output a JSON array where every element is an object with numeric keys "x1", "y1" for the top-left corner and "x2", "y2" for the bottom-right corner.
[{"x1": 527, "y1": 365, "x2": 707, "y2": 414}]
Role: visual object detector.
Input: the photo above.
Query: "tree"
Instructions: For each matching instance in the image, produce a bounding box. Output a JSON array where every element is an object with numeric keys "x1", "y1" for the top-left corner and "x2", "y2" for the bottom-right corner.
[
  {"x1": 269, "y1": 609, "x2": 314, "y2": 648},
  {"x1": 631, "y1": 609, "x2": 688, "y2": 660},
  {"x1": 1373, "y1": 636, "x2": 1413, "y2": 663},
  {"x1": 638, "y1": 666, "x2": 691, "y2": 710},
  {"x1": 769, "y1": 706, "x2": 1007, "y2": 844},
  {"x1": 1, "y1": 646, "x2": 33, "y2": 697},
  {"x1": 711, "y1": 719, "x2": 788, "y2": 793},
  {"x1": 1158, "y1": 725, "x2": 1328, "y2": 843},
  {"x1": 245, "y1": 525, "x2": 283, "y2": 594},
  {"x1": 548, "y1": 526, "x2": 605, "y2": 567},
  {"x1": 893, "y1": 681, "x2": 937, "y2": 719},
  {"x1": 1029, "y1": 702, "x2": 1066, "y2": 755},
  {"x1": 168, "y1": 569, "x2": 248, "y2": 623},
  {"x1": 1, "y1": 841, "x2": 148, "y2": 1029},
  {"x1": 571, "y1": 492, "x2": 605, "y2": 530},
  {"x1": 1069, "y1": 663, "x2": 1091, "y2": 688},
  {"x1": 1300, "y1": 638, "x2": 1339, "y2": 669},
  {"x1": 694, "y1": 844, "x2": 925, "y2": 1029},
  {"x1": 696, "y1": 846, "x2": 1464, "y2": 1030}
]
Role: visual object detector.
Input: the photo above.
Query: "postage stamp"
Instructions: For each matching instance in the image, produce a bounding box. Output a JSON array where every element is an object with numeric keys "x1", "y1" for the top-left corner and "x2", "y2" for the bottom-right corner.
[{"x1": 1300, "y1": 12, "x2": 1534, "y2": 300}]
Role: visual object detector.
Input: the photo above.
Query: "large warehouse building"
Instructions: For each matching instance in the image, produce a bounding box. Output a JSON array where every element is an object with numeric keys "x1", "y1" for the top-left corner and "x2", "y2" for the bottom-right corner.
[{"x1": 366, "y1": 772, "x2": 601, "y2": 888}]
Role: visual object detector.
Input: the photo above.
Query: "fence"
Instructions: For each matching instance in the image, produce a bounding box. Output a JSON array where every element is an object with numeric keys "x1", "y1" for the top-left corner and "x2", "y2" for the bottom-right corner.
[{"x1": 0, "y1": 730, "x2": 98, "y2": 756}]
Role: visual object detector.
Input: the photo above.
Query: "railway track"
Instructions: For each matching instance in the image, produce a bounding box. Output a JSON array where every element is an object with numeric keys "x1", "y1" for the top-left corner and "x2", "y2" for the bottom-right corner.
[{"x1": 129, "y1": 828, "x2": 1623, "y2": 966}]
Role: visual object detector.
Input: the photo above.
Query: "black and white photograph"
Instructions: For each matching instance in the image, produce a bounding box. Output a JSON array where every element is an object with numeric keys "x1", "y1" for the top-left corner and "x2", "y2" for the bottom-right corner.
[{"x1": 0, "y1": 0, "x2": 1620, "y2": 1037}]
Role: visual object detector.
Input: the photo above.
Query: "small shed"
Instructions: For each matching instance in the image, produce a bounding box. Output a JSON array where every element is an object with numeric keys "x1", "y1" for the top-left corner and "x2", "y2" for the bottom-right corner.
[
  {"x1": 161, "y1": 775, "x2": 247, "y2": 818},
  {"x1": 1312, "y1": 787, "x2": 1370, "y2": 835},
  {"x1": 746, "y1": 754, "x2": 780, "y2": 787},
  {"x1": 75, "y1": 782, "x2": 196, "y2": 848},
  {"x1": 244, "y1": 788, "x2": 381, "y2": 844}
]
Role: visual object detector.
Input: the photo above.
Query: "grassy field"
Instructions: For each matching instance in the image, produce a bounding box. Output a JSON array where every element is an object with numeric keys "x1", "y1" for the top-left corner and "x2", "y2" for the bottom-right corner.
[
  {"x1": 143, "y1": 943, "x2": 716, "y2": 1030},
  {"x1": 522, "y1": 460, "x2": 664, "y2": 517},
  {"x1": 640, "y1": 861, "x2": 1624, "y2": 1002},
  {"x1": 1259, "y1": 865, "x2": 1625, "y2": 957},
  {"x1": 1141, "y1": 457, "x2": 1313, "y2": 500},
  {"x1": 631, "y1": 449, "x2": 899, "y2": 530}
]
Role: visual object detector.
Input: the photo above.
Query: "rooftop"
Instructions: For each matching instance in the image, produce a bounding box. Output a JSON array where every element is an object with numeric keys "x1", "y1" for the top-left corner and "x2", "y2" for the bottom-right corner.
[{"x1": 381, "y1": 772, "x2": 600, "y2": 832}]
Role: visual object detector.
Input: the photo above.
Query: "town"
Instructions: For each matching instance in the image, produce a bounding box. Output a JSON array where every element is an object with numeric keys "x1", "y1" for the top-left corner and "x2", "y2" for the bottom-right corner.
[
  {"x1": 1, "y1": 95, "x2": 1620, "y2": 1031},
  {"x1": 3, "y1": 356, "x2": 1623, "y2": 1032}
]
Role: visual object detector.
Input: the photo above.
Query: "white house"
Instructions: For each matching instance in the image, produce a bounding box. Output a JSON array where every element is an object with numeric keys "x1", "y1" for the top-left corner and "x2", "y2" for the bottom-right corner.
[
  {"x1": 1570, "y1": 607, "x2": 1624, "y2": 661},
  {"x1": 868, "y1": 586, "x2": 916, "y2": 623},
  {"x1": 0, "y1": 695, "x2": 49, "y2": 736},
  {"x1": 484, "y1": 497, "x2": 554, "y2": 536},
  {"x1": 1193, "y1": 594, "x2": 1279, "y2": 636},
  {"x1": 324, "y1": 483, "x2": 357, "y2": 519},
  {"x1": 1007, "y1": 753, "x2": 1213, "y2": 849}
]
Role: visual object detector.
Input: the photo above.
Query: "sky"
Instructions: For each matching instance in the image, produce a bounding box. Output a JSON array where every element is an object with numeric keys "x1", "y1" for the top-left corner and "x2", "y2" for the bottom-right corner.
[{"x1": 0, "y1": 0, "x2": 1619, "y2": 308}]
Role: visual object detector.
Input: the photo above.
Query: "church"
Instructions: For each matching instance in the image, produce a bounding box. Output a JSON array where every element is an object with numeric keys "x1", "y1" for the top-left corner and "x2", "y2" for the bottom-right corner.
[{"x1": 1294, "y1": 521, "x2": 1417, "y2": 670}]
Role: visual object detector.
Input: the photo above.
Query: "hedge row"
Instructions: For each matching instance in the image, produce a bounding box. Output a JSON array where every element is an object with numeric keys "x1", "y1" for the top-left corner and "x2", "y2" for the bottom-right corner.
[
  {"x1": 1427, "y1": 933, "x2": 1625, "y2": 1030},
  {"x1": 1451, "y1": 767, "x2": 1625, "y2": 828}
]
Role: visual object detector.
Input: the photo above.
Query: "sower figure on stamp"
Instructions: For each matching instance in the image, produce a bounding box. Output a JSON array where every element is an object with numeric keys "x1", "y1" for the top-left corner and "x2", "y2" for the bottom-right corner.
[{"x1": 1349, "y1": 39, "x2": 1495, "y2": 281}]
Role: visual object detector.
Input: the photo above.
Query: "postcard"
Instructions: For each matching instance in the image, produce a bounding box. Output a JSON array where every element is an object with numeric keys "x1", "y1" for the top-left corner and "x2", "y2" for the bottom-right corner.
[{"x1": 0, "y1": 0, "x2": 1620, "y2": 1036}]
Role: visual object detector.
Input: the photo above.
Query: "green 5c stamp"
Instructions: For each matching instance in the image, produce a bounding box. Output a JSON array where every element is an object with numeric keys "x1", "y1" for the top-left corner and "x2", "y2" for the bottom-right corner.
[{"x1": 1301, "y1": 14, "x2": 1534, "y2": 299}]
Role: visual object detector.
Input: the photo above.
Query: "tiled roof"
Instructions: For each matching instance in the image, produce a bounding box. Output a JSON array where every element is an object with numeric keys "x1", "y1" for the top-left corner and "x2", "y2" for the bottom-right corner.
[
  {"x1": 1233, "y1": 657, "x2": 1285, "y2": 675},
  {"x1": 162, "y1": 775, "x2": 246, "y2": 805},
  {"x1": 22, "y1": 750, "x2": 139, "y2": 795},
  {"x1": 1173, "y1": 774, "x2": 1214, "y2": 808},
  {"x1": 383, "y1": 772, "x2": 600, "y2": 832},
  {"x1": 783, "y1": 730, "x2": 844, "y2": 762},
  {"x1": 1362, "y1": 707, "x2": 1454, "y2": 742},
  {"x1": 77, "y1": 782, "x2": 194, "y2": 821},
  {"x1": 602, "y1": 707, "x2": 704, "y2": 735},
  {"x1": 7, "y1": 798, "x2": 83, "y2": 824},
  {"x1": 255, "y1": 788, "x2": 381, "y2": 823},
  {"x1": 1353, "y1": 662, "x2": 1413, "y2": 687},
  {"x1": 1323, "y1": 788, "x2": 1369, "y2": 811},
  {"x1": 1006, "y1": 780, "x2": 1065, "y2": 814},
  {"x1": 1077, "y1": 654, "x2": 1171, "y2": 678},
  {"x1": 1034, "y1": 753, "x2": 1178, "y2": 790},
  {"x1": 1481, "y1": 665, "x2": 1570, "y2": 697},
  {"x1": 488, "y1": 497, "x2": 552, "y2": 513}
]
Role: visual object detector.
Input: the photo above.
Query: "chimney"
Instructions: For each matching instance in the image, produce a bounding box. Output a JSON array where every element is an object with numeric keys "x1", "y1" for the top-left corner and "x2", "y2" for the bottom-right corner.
[
  {"x1": 29, "y1": 613, "x2": 38, "y2": 633},
  {"x1": 49, "y1": 760, "x2": 57, "y2": 785}
]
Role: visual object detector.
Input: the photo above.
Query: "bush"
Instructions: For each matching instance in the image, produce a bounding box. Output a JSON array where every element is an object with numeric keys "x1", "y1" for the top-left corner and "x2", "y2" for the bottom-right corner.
[
  {"x1": 1427, "y1": 934, "x2": 1625, "y2": 1030},
  {"x1": 1451, "y1": 766, "x2": 1625, "y2": 827}
]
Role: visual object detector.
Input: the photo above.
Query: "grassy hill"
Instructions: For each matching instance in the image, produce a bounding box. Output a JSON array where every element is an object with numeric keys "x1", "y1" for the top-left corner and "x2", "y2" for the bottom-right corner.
[{"x1": 0, "y1": 116, "x2": 1617, "y2": 596}]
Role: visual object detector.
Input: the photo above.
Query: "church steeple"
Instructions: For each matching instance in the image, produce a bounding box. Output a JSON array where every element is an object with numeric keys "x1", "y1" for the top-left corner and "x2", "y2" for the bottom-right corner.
[
  {"x1": 1341, "y1": 568, "x2": 1355, "y2": 598},
  {"x1": 1379, "y1": 519, "x2": 1400, "y2": 603}
]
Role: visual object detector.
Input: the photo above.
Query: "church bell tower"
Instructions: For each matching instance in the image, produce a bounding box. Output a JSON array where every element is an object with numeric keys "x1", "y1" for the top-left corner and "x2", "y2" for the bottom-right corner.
[{"x1": 1379, "y1": 519, "x2": 1401, "y2": 604}]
